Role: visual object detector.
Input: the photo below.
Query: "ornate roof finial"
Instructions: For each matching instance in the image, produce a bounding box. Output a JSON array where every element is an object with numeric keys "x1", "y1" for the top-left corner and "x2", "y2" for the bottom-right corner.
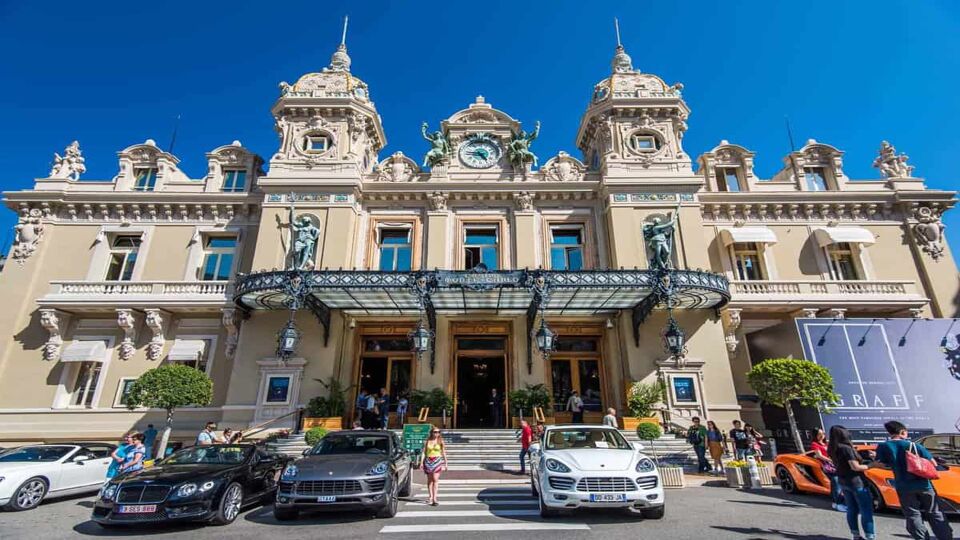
[
  {"x1": 611, "y1": 18, "x2": 635, "y2": 74},
  {"x1": 325, "y1": 15, "x2": 351, "y2": 72}
]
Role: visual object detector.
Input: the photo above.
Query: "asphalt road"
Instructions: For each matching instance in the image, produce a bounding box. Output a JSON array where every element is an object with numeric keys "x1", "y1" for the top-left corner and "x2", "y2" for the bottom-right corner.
[{"x1": 0, "y1": 479, "x2": 950, "y2": 540}]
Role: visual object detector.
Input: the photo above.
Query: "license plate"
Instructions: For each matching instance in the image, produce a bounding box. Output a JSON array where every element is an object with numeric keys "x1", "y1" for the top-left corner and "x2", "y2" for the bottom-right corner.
[
  {"x1": 117, "y1": 504, "x2": 157, "y2": 513},
  {"x1": 316, "y1": 496, "x2": 336, "y2": 503},
  {"x1": 589, "y1": 493, "x2": 627, "y2": 502}
]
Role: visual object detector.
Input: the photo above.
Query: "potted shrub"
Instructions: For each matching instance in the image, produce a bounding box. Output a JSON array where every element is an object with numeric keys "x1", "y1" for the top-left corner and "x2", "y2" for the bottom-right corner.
[
  {"x1": 509, "y1": 384, "x2": 552, "y2": 427},
  {"x1": 634, "y1": 422, "x2": 683, "y2": 487},
  {"x1": 302, "y1": 376, "x2": 350, "y2": 430},
  {"x1": 624, "y1": 380, "x2": 666, "y2": 431},
  {"x1": 724, "y1": 459, "x2": 775, "y2": 487},
  {"x1": 410, "y1": 388, "x2": 453, "y2": 428}
]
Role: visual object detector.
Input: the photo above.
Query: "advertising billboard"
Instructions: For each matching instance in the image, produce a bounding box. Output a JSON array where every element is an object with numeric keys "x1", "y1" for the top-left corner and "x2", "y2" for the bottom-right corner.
[{"x1": 796, "y1": 318, "x2": 960, "y2": 441}]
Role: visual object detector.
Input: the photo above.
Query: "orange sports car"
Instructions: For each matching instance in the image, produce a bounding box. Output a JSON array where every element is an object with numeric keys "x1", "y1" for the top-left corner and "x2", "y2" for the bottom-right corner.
[{"x1": 773, "y1": 444, "x2": 960, "y2": 514}]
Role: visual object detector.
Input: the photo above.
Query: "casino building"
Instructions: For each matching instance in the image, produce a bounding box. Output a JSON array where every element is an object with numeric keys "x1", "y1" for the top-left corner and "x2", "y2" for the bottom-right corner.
[{"x1": 0, "y1": 36, "x2": 956, "y2": 444}]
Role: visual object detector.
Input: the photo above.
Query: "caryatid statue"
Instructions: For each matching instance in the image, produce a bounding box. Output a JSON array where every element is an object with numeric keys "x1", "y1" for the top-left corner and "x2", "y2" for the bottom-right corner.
[
  {"x1": 282, "y1": 196, "x2": 320, "y2": 270},
  {"x1": 642, "y1": 204, "x2": 680, "y2": 271},
  {"x1": 507, "y1": 121, "x2": 541, "y2": 168},
  {"x1": 421, "y1": 122, "x2": 451, "y2": 168}
]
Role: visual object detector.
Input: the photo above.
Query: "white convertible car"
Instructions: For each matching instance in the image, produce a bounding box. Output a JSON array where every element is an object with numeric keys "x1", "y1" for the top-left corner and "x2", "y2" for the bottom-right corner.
[
  {"x1": 0, "y1": 443, "x2": 116, "y2": 511},
  {"x1": 529, "y1": 425, "x2": 665, "y2": 519}
]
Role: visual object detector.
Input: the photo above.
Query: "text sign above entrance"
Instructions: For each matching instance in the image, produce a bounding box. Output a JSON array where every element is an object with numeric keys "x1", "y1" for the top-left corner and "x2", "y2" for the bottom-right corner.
[{"x1": 435, "y1": 271, "x2": 526, "y2": 290}]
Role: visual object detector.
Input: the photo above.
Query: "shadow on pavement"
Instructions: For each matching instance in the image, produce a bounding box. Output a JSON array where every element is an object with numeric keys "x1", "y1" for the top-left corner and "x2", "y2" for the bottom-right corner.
[
  {"x1": 72, "y1": 520, "x2": 205, "y2": 536},
  {"x1": 712, "y1": 525, "x2": 847, "y2": 540},
  {"x1": 242, "y1": 504, "x2": 378, "y2": 526}
]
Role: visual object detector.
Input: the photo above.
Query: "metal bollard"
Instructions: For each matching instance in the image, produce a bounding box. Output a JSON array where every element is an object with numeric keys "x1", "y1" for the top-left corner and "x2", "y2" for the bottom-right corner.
[{"x1": 746, "y1": 455, "x2": 762, "y2": 489}]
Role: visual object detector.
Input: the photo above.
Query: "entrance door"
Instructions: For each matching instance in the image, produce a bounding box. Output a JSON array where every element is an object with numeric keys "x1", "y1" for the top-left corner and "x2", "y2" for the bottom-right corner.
[
  {"x1": 356, "y1": 336, "x2": 415, "y2": 426},
  {"x1": 455, "y1": 337, "x2": 507, "y2": 428},
  {"x1": 547, "y1": 336, "x2": 605, "y2": 422}
]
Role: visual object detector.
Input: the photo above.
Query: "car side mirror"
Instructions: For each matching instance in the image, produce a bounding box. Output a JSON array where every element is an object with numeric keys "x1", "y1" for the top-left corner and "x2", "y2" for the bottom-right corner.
[{"x1": 633, "y1": 442, "x2": 644, "y2": 452}]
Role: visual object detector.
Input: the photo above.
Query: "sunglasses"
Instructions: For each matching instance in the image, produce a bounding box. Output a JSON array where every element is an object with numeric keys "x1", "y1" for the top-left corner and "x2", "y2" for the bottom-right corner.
[{"x1": 431, "y1": 431, "x2": 441, "y2": 434}]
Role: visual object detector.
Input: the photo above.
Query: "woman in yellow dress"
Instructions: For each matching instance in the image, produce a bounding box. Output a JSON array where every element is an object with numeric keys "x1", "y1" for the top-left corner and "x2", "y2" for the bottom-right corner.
[{"x1": 421, "y1": 426, "x2": 448, "y2": 506}]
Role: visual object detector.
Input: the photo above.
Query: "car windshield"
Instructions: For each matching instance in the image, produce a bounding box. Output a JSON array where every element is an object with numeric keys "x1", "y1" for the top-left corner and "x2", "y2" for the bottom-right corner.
[
  {"x1": 162, "y1": 445, "x2": 252, "y2": 466},
  {"x1": 0, "y1": 446, "x2": 75, "y2": 462},
  {"x1": 309, "y1": 434, "x2": 389, "y2": 456},
  {"x1": 544, "y1": 428, "x2": 632, "y2": 450}
]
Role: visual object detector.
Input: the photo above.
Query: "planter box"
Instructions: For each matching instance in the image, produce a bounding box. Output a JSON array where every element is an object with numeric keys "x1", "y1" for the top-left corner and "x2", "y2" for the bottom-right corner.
[
  {"x1": 622, "y1": 417, "x2": 660, "y2": 431},
  {"x1": 725, "y1": 465, "x2": 774, "y2": 487},
  {"x1": 302, "y1": 417, "x2": 342, "y2": 430},
  {"x1": 659, "y1": 466, "x2": 685, "y2": 488}
]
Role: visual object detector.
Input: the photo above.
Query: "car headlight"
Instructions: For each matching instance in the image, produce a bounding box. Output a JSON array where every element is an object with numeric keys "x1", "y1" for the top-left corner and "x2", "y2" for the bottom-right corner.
[
  {"x1": 368, "y1": 461, "x2": 389, "y2": 476},
  {"x1": 176, "y1": 483, "x2": 198, "y2": 497},
  {"x1": 100, "y1": 484, "x2": 118, "y2": 500},
  {"x1": 636, "y1": 458, "x2": 656, "y2": 473},
  {"x1": 282, "y1": 464, "x2": 298, "y2": 479},
  {"x1": 200, "y1": 480, "x2": 217, "y2": 492},
  {"x1": 545, "y1": 459, "x2": 571, "y2": 473}
]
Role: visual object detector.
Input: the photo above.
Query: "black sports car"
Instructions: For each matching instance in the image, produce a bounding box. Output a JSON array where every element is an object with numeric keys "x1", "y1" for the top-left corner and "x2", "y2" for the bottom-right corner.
[{"x1": 92, "y1": 444, "x2": 291, "y2": 527}]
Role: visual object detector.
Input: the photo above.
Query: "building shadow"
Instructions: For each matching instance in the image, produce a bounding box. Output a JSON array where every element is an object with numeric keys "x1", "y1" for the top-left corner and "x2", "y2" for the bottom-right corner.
[
  {"x1": 72, "y1": 519, "x2": 205, "y2": 536},
  {"x1": 242, "y1": 503, "x2": 377, "y2": 526},
  {"x1": 711, "y1": 525, "x2": 847, "y2": 540}
]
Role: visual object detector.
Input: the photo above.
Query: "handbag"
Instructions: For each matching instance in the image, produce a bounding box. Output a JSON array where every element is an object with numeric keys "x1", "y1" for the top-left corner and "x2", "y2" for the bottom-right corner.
[
  {"x1": 822, "y1": 460, "x2": 837, "y2": 475},
  {"x1": 905, "y1": 442, "x2": 939, "y2": 480}
]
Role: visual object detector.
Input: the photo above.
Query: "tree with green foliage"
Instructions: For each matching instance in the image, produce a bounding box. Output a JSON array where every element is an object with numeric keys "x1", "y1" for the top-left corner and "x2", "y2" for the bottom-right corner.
[
  {"x1": 627, "y1": 380, "x2": 666, "y2": 418},
  {"x1": 746, "y1": 358, "x2": 839, "y2": 452},
  {"x1": 306, "y1": 376, "x2": 354, "y2": 418},
  {"x1": 508, "y1": 384, "x2": 551, "y2": 417},
  {"x1": 124, "y1": 364, "x2": 213, "y2": 459}
]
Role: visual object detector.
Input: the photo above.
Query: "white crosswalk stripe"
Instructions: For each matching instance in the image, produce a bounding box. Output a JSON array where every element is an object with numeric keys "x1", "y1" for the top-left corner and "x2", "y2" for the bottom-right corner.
[{"x1": 381, "y1": 483, "x2": 591, "y2": 534}]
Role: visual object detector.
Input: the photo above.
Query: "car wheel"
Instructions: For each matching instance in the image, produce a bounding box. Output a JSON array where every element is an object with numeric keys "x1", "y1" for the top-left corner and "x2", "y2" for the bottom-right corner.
[
  {"x1": 273, "y1": 507, "x2": 299, "y2": 521},
  {"x1": 6, "y1": 477, "x2": 47, "y2": 511},
  {"x1": 866, "y1": 481, "x2": 887, "y2": 513},
  {"x1": 398, "y1": 468, "x2": 412, "y2": 498},
  {"x1": 375, "y1": 477, "x2": 399, "y2": 519},
  {"x1": 776, "y1": 466, "x2": 797, "y2": 494},
  {"x1": 640, "y1": 506, "x2": 665, "y2": 520},
  {"x1": 538, "y1": 489, "x2": 560, "y2": 518},
  {"x1": 211, "y1": 482, "x2": 243, "y2": 525}
]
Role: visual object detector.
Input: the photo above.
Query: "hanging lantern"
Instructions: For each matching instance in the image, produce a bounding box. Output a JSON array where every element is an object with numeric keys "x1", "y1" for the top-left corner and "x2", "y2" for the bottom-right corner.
[
  {"x1": 662, "y1": 313, "x2": 686, "y2": 357},
  {"x1": 277, "y1": 318, "x2": 301, "y2": 359},
  {"x1": 534, "y1": 318, "x2": 557, "y2": 356},
  {"x1": 408, "y1": 319, "x2": 434, "y2": 355}
]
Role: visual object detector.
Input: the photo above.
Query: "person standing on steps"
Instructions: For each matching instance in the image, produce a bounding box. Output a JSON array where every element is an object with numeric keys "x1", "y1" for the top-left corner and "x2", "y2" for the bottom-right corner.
[
  {"x1": 828, "y1": 425, "x2": 876, "y2": 540},
  {"x1": 687, "y1": 417, "x2": 709, "y2": 474},
  {"x1": 518, "y1": 419, "x2": 533, "y2": 475},
  {"x1": 876, "y1": 420, "x2": 953, "y2": 540},
  {"x1": 421, "y1": 426, "x2": 447, "y2": 506},
  {"x1": 488, "y1": 388, "x2": 503, "y2": 428},
  {"x1": 378, "y1": 387, "x2": 391, "y2": 430},
  {"x1": 566, "y1": 391, "x2": 584, "y2": 424},
  {"x1": 602, "y1": 408, "x2": 618, "y2": 428}
]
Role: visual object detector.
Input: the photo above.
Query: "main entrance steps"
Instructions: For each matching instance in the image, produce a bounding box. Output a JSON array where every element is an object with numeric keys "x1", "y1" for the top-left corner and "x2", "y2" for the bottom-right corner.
[{"x1": 266, "y1": 428, "x2": 700, "y2": 471}]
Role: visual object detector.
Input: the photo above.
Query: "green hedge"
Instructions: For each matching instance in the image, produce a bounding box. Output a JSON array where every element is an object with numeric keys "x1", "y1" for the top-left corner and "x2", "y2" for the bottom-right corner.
[
  {"x1": 636, "y1": 422, "x2": 663, "y2": 441},
  {"x1": 304, "y1": 427, "x2": 329, "y2": 447}
]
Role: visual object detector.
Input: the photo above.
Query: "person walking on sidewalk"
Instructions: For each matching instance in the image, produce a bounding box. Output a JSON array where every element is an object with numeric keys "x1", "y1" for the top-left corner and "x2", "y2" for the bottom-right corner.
[
  {"x1": 729, "y1": 420, "x2": 750, "y2": 461},
  {"x1": 811, "y1": 427, "x2": 846, "y2": 512},
  {"x1": 687, "y1": 417, "x2": 710, "y2": 474},
  {"x1": 706, "y1": 420, "x2": 725, "y2": 475},
  {"x1": 876, "y1": 420, "x2": 953, "y2": 540},
  {"x1": 518, "y1": 420, "x2": 533, "y2": 475},
  {"x1": 566, "y1": 391, "x2": 584, "y2": 424},
  {"x1": 828, "y1": 425, "x2": 876, "y2": 540},
  {"x1": 421, "y1": 426, "x2": 448, "y2": 506}
]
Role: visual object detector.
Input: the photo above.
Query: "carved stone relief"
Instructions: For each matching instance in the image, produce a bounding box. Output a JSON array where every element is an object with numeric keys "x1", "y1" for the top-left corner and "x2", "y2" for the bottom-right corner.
[
  {"x1": 40, "y1": 309, "x2": 68, "y2": 362},
  {"x1": 49, "y1": 141, "x2": 86, "y2": 180},
  {"x1": 428, "y1": 192, "x2": 448, "y2": 211},
  {"x1": 222, "y1": 308, "x2": 240, "y2": 360},
  {"x1": 12, "y1": 208, "x2": 44, "y2": 264},
  {"x1": 375, "y1": 152, "x2": 419, "y2": 182},
  {"x1": 912, "y1": 206, "x2": 946, "y2": 261},
  {"x1": 117, "y1": 309, "x2": 139, "y2": 361},
  {"x1": 541, "y1": 152, "x2": 585, "y2": 182},
  {"x1": 144, "y1": 309, "x2": 167, "y2": 361}
]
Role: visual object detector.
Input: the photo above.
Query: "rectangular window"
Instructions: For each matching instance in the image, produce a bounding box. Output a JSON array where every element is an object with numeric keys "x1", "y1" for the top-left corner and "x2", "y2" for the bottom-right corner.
[
  {"x1": 717, "y1": 167, "x2": 741, "y2": 192},
  {"x1": 222, "y1": 170, "x2": 247, "y2": 192},
  {"x1": 804, "y1": 167, "x2": 828, "y2": 191},
  {"x1": 304, "y1": 135, "x2": 330, "y2": 153},
  {"x1": 550, "y1": 227, "x2": 585, "y2": 271},
  {"x1": 631, "y1": 135, "x2": 657, "y2": 151},
  {"x1": 672, "y1": 376, "x2": 697, "y2": 403},
  {"x1": 265, "y1": 376, "x2": 291, "y2": 403},
  {"x1": 72, "y1": 362, "x2": 102, "y2": 407},
  {"x1": 113, "y1": 378, "x2": 137, "y2": 408},
  {"x1": 827, "y1": 243, "x2": 861, "y2": 280},
  {"x1": 464, "y1": 226, "x2": 498, "y2": 270},
  {"x1": 378, "y1": 228, "x2": 412, "y2": 272},
  {"x1": 201, "y1": 236, "x2": 237, "y2": 281},
  {"x1": 732, "y1": 242, "x2": 764, "y2": 281},
  {"x1": 105, "y1": 235, "x2": 141, "y2": 281},
  {"x1": 133, "y1": 168, "x2": 158, "y2": 191}
]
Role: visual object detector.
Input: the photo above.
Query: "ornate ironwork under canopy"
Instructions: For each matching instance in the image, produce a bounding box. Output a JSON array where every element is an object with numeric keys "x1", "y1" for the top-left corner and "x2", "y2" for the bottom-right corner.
[{"x1": 233, "y1": 268, "x2": 730, "y2": 373}]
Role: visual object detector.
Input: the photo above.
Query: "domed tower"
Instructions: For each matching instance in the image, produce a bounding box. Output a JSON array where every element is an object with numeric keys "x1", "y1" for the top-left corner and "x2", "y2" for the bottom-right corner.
[
  {"x1": 268, "y1": 18, "x2": 386, "y2": 181},
  {"x1": 575, "y1": 34, "x2": 692, "y2": 180}
]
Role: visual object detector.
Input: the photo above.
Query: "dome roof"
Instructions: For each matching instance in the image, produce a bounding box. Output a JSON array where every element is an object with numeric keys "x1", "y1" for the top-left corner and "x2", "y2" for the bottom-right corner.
[{"x1": 588, "y1": 45, "x2": 683, "y2": 105}]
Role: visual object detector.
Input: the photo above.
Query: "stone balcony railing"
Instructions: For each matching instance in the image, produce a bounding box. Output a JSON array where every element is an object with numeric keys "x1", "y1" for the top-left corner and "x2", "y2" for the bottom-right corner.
[
  {"x1": 729, "y1": 279, "x2": 927, "y2": 311},
  {"x1": 39, "y1": 280, "x2": 232, "y2": 310}
]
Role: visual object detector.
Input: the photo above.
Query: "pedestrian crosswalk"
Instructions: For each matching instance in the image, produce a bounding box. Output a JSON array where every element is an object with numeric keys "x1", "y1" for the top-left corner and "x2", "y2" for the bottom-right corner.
[{"x1": 378, "y1": 481, "x2": 592, "y2": 534}]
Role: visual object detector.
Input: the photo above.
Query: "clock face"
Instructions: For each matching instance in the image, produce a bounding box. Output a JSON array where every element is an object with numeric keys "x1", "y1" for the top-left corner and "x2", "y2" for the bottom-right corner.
[{"x1": 459, "y1": 140, "x2": 501, "y2": 169}]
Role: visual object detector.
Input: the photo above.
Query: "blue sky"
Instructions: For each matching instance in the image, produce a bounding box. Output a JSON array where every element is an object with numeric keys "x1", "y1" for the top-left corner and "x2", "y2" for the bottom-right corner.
[{"x1": 1, "y1": 1, "x2": 958, "y2": 262}]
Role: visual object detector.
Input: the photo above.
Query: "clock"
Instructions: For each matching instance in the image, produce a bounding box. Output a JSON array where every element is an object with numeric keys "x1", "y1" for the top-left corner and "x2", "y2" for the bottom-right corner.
[{"x1": 458, "y1": 137, "x2": 501, "y2": 169}]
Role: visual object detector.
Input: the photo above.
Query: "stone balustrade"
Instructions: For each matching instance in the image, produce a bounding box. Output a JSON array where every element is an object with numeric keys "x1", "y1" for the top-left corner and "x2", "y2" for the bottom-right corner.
[
  {"x1": 728, "y1": 279, "x2": 926, "y2": 311},
  {"x1": 40, "y1": 280, "x2": 232, "y2": 311}
]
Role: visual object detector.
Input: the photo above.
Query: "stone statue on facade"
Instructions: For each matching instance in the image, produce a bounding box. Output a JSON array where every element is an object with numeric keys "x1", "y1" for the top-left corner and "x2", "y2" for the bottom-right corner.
[
  {"x1": 642, "y1": 204, "x2": 680, "y2": 271},
  {"x1": 427, "y1": 192, "x2": 448, "y2": 211},
  {"x1": 49, "y1": 141, "x2": 86, "y2": 180},
  {"x1": 872, "y1": 140, "x2": 914, "y2": 179},
  {"x1": 421, "y1": 122, "x2": 450, "y2": 168},
  {"x1": 290, "y1": 215, "x2": 320, "y2": 270},
  {"x1": 12, "y1": 208, "x2": 44, "y2": 264},
  {"x1": 507, "y1": 121, "x2": 540, "y2": 168}
]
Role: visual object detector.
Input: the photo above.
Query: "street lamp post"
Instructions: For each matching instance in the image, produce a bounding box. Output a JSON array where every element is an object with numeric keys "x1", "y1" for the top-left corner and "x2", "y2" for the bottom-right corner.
[{"x1": 534, "y1": 317, "x2": 557, "y2": 358}]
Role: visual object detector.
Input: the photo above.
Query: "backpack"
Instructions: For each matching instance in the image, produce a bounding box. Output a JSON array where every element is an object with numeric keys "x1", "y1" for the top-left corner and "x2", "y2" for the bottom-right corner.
[{"x1": 688, "y1": 427, "x2": 703, "y2": 445}]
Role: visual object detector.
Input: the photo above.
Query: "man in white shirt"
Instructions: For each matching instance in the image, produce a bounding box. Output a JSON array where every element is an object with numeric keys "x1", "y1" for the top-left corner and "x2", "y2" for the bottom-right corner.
[
  {"x1": 566, "y1": 391, "x2": 584, "y2": 423},
  {"x1": 196, "y1": 422, "x2": 217, "y2": 446},
  {"x1": 602, "y1": 408, "x2": 618, "y2": 428}
]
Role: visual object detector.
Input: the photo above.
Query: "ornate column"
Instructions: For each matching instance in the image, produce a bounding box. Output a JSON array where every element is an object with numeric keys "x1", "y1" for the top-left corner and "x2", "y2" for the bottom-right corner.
[
  {"x1": 116, "y1": 309, "x2": 140, "y2": 361},
  {"x1": 144, "y1": 309, "x2": 169, "y2": 361},
  {"x1": 222, "y1": 308, "x2": 241, "y2": 360},
  {"x1": 39, "y1": 309, "x2": 70, "y2": 361}
]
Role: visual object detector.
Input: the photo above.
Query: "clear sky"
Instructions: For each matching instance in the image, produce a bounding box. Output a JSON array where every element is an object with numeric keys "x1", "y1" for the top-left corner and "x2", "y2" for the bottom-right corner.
[{"x1": 1, "y1": 1, "x2": 958, "y2": 264}]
